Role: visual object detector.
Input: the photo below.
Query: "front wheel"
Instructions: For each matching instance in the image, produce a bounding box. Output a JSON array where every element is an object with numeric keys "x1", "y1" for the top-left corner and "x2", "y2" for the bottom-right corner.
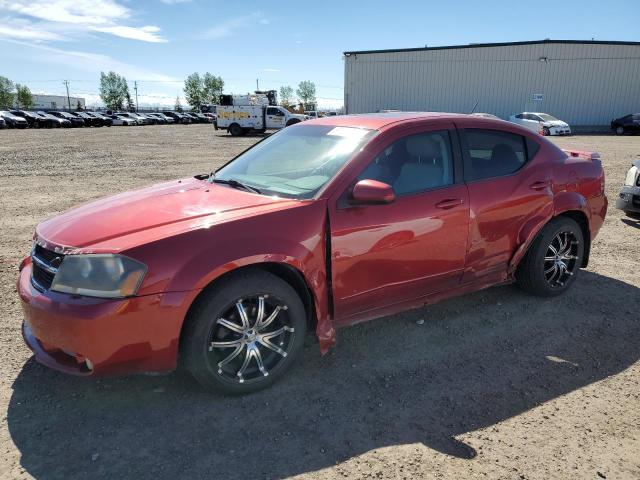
[
  {"x1": 615, "y1": 126, "x2": 624, "y2": 135},
  {"x1": 542, "y1": 126, "x2": 550, "y2": 136},
  {"x1": 516, "y1": 217, "x2": 584, "y2": 297},
  {"x1": 182, "y1": 269, "x2": 307, "y2": 394}
]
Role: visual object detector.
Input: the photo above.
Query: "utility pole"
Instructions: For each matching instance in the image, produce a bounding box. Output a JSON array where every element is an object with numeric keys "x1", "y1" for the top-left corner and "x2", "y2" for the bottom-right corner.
[
  {"x1": 63, "y1": 80, "x2": 71, "y2": 110},
  {"x1": 134, "y1": 81, "x2": 139, "y2": 112},
  {"x1": 256, "y1": 78, "x2": 259, "y2": 91}
]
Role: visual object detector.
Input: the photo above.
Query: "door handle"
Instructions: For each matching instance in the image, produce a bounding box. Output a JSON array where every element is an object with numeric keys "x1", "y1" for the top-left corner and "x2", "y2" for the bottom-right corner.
[
  {"x1": 435, "y1": 198, "x2": 463, "y2": 209},
  {"x1": 530, "y1": 180, "x2": 551, "y2": 190}
]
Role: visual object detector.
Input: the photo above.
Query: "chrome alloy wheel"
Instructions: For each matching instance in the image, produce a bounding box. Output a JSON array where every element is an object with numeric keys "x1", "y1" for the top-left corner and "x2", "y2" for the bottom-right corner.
[
  {"x1": 207, "y1": 295, "x2": 295, "y2": 384},
  {"x1": 543, "y1": 231, "x2": 579, "y2": 288}
]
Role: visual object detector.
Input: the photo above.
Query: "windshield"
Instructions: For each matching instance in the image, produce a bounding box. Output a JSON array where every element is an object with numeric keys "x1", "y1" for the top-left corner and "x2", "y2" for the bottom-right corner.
[
  {"x1": 214, "y1": 125, "x2": 376, "y2": 199},
  {"x1": 537, "y1": 113, "x2": 559, "y2": 122},
  {"x1": 0, "y1": 111, "x2": 19, "y2": 119}
]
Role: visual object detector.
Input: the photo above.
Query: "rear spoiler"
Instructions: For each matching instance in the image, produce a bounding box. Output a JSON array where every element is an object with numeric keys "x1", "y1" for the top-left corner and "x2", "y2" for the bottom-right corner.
[{"x1": 563, "y1": 149, "x2": 601, "y2": 161}]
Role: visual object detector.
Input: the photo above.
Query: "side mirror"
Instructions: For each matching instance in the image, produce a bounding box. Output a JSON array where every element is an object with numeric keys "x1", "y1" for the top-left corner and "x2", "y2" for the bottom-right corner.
[{"x1": 352, "y1": 179, "x2": 395, "y2": 205}]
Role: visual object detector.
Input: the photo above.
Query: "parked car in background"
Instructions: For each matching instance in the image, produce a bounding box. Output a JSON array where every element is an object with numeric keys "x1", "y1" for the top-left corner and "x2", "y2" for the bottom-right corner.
[
  {"x1": 17, "y1": 113, "x2": 607, "y2": 394},
  {"x1": 110, "y1": 114, "x2": 137, "y2": 126},
  {"x1": 163, "y1": 111, "x2": 191, "y2": 124},
  {"x1": 304, "y1": 111, "x2": 319, "y2": 119},
  {"x1": 147, "y1": 113, "x2": 174, "y2": 124},
  {"x1": 37, "y1": 111, "x2": 71, "y2": 128},
  {"x1": 203, "y1": 112, "x2": 216, "y2": 123},
  {"x1": 184, "y1": 112, "x2": 206, "y2": 124},
  {"x1": 86, "y1": 112, "x2": 113, "y2": 127},
  {"x1": 47, "y1": 111, "x2": 85, "y2": 128},
  {"x1": 471, "y1": 113, "x2": 501, "y2": 120},
  {"x1": 10, "y1": 110, "x2": 47, "y2": 128},
  {"x1": 509, "y1": 112, "x2": 571, "y2": 136},
  {"x1": 117, "y1": 112, "x2": 150, "y2": 125},
  {"x1": 610, "y1": 114, "x2": 640, "y2": 135},
  {"x1": 74, "y1": 111, "x2": 103, "y2": 127},
  {"x1": 139, "y1": 113, "x2": 161, "y2": 125},
  {"x1": 0, "y1": 111, "x2": 29, "y2": 128},
  {"x1": 616, "y1": 160, "x2": 640, "y2": 219},
  {"x1": 141, "y1": 113, "x2": 166, "y2": 125},
  {"x1": 0, "y1": 117, "x2": 6, "y2": 129}
]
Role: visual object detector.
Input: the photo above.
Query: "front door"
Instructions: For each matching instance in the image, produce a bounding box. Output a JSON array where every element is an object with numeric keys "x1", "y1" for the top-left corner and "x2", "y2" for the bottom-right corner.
[
  {"x1": 330, "y1": 125, "x2": 470, "y2": 322},
  {"x1": 266, "y1": 107, "x2": 286, "y2": 129}
]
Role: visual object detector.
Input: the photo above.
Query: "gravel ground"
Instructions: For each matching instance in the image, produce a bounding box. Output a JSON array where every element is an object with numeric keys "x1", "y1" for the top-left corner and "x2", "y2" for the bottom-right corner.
[{"x1": 0, "y1": 125, "x2": 638, "y2": 480}]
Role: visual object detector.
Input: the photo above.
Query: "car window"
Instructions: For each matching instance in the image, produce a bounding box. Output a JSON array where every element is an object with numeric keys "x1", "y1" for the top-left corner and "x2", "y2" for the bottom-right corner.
[
  {"x1": 358, "y1": 130, "x2": 454, "y2": 196},
  {"x1": 215, "y1": 125, "x2": 377, "y2": 199},
  {"x1": 515, "y1": 114, "x2": 523, "y2": 119},
  {"x1": 462, "y1": 129, "x2": 530, "y2": 181},
  {"x1": 267, "y1": 107, "x2": 283, "y2": 116}
]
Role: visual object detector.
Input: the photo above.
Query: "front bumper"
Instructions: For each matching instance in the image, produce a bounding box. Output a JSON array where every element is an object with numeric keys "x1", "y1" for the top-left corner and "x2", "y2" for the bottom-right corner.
[
  {"x1": 548, "y1": 127, "x2": 571, "y2": 136},
  {"x1": 17, "y1": 263, "x2": 199, "y2": 376},
  {"x1": 615, "y1": 185, "x2": 640, "y2": 214}
]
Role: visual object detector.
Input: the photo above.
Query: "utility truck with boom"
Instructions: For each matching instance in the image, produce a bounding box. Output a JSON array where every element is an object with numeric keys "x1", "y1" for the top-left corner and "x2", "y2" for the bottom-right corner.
[{"x1": 215, "y1": 91, "x2": 307, "y2": 136}]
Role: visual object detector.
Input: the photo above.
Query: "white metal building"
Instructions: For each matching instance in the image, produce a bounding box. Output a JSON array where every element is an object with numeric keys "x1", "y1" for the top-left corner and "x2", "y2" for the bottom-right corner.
[
  {"x1": 30, "y1": 94, "x2": 86, "y2": 110},
  {"x1": 343, "y1": 40, "x2": 640, "y2": 129}
]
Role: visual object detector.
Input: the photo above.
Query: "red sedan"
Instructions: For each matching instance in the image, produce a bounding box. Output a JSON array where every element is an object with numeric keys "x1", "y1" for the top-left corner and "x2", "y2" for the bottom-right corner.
[{"x1": 17, "y1": 113, "x2": 607, "y2": 394}]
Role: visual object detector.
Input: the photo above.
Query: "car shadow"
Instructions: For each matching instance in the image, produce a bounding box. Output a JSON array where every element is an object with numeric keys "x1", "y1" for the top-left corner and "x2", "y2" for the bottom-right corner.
[
  {"x1": 621, "y1": 218, "x2": 640, "y2": 229},
  {"x1": 8, "y1": 271, "x2": 640, "y2": 479}
]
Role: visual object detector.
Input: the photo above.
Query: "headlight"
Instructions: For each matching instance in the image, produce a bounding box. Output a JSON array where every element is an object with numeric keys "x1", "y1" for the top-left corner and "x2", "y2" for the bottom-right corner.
[
  {"x1": 624, "y1": 166, "x2": 638, "y2": 186},
  {"x1": 51, "y1": 254, "x2": 147, "y2": 298}
]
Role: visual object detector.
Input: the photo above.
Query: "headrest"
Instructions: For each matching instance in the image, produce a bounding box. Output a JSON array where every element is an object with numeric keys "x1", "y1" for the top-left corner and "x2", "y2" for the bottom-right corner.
[{"x1": 406, "y1": 135, "x2": 439, "y2": 159}]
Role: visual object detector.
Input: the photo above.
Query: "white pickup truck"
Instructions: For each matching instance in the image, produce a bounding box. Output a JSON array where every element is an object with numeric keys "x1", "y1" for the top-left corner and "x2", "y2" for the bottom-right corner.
[{"x1": 216, "y1": 94, "x2": 307, "y2": 136}]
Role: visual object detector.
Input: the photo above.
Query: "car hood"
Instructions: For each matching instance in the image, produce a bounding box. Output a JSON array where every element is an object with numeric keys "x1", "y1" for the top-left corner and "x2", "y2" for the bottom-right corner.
[{"x1": 36, "y1": 177, "x2": 300, "y2": 252}]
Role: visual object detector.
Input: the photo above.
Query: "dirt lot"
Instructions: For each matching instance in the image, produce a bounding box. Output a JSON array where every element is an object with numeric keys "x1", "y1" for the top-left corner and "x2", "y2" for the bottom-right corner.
[{"x1": 0, "y1": 125, "x2": 638, "y2": 480}]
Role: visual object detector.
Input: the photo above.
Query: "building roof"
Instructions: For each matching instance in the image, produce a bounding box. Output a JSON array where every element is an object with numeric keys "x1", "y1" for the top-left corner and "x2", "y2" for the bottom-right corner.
[{"x1": 343, "y1": 39, "x2": 640, "y2": 56}]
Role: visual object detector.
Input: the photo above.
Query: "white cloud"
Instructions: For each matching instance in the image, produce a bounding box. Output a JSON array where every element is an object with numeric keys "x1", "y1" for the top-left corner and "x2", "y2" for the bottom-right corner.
[
  {"x1": 91, "y1": 25, "x2": 166, "y2": 43},
  {"x1": 201, "y1": 12, "x2": 267, "y2": 39},
  {"x1": 4, "y1": 39, "x2": 177, "y2": 84},
  {"x1": 0, "y1": 0, "x2": 167, "y2": 43},
  {"x1": 0, "y1": 21, "x2": 65, "y2": 41}
]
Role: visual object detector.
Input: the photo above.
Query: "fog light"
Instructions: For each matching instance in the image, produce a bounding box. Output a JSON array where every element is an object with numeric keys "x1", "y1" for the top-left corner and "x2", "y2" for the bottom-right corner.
[{"x1": 85, "y1": 358, "x2": 94, "y2": 371}]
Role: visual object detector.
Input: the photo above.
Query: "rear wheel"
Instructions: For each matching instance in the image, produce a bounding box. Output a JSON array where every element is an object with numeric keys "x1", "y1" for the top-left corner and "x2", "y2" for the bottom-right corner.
[
  {"x1": 616, "y1": 126, "x2": 624, "y2": 135},
  {"x1": 516, "y1": 217, "x2": 584, "y2": 297},
  {"x1": 182, "y1": 269, "x2": 307, "y2": 394},
  {"x1": 542, "y1": 126, "x2": 550, "y2": 136},
  {"x1": 229, "y1": 123, "x2": 243, "y2": 136}
]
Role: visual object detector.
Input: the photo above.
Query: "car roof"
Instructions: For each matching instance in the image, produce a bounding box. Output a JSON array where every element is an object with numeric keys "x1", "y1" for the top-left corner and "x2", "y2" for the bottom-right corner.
[{"x1": 304, "y1": 112, "x2": 491, "y2": 130}]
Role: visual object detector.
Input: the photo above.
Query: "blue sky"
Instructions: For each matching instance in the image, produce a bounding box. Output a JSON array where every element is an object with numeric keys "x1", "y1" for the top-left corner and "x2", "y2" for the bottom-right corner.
[{"x1": 0, "y1": 0, "x2": 638, "y2": 109}]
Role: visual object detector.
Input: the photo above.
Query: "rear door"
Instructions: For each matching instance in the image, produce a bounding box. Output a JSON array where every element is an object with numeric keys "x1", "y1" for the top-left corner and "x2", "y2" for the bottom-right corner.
[
  {"x1": 456, "y1": 121, "x2": 552, "y2": 282},
  {"x1": 329, "y1": 123, "x2": 469, "y2": 322}
]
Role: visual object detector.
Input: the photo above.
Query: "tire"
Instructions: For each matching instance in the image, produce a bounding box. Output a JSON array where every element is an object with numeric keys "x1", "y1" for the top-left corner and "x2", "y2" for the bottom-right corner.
[
  {"x1": 516, "y1": 217, "x2": 584, "y2": 297},
  {"x1": 229, "y1": 123, "x2": 243, "y2": 136},
  {"x1": 616, "y1": 126, "x2": 624, "y2": 135},
  {"x1": 542, "y1": 127, "x2": 550, "y2": 136},
  {"x1": 286, "y1": 119, "x2": 301, "y2": 127},
  {"x1": 182, "y1": 269, "x2": 307, "y2": 394}
]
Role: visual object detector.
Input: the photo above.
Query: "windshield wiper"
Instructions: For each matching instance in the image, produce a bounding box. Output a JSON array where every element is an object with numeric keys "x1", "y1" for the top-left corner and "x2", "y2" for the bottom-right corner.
[{"x1": 211, "y1": 177, "x2": 261, "y2": 194}]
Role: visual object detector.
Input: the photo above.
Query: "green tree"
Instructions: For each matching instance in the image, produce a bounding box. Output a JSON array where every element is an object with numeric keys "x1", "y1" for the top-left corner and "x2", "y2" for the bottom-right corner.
[
  {"x1": 0, "y1": 76, "x2": 14, "y2": 109},
  {"x1": 202, "y1": 73, "x2": 224, "y2": 104},
  {"x1": 184, "y1": 72, "x2": 203, "y2": 110},
  {"x1": 279, "y1": 85, "x2": 294, "y2": 107},
  {"x1": 296, "y1": 80, "x2": 316, "y2": 110},
  {"x1": 15, "y1": 84, "x2": 34, "y2": 109},
  {"x1": 99, "y1": 71, "x2": 128, "y2": 111},
  {"x1": 174, "y1": 96, "x2": 183, "y2": 113}
]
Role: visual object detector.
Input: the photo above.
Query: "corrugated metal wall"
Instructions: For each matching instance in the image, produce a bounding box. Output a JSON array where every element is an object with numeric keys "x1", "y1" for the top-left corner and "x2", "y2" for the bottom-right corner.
[{"x1": 344, "y1": 42, "x2": 640, "y2": 126}]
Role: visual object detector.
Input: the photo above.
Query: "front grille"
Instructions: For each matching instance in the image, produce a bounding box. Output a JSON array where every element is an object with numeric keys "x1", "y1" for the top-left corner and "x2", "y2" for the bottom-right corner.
[{"x1": 31, "y1": 244, "x2": 65, "y2": 292}]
